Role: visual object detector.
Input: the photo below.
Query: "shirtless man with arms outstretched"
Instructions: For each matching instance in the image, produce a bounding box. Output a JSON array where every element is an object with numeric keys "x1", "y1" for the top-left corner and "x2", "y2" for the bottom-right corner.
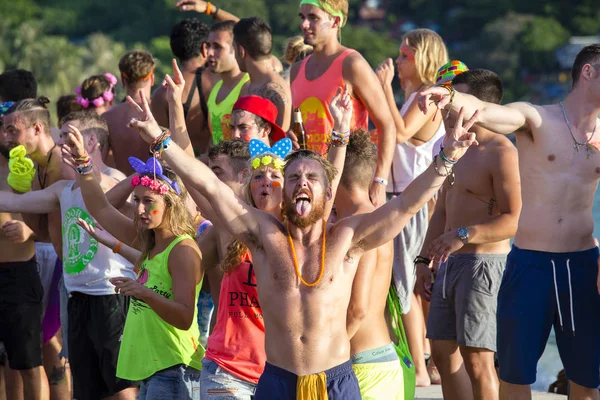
[
  {"x1": 419, "y1": 44, "x2": 600, "y2": 400},
  {"x1": 125, "y1": 86, "x2": 477, "y2": 398}
]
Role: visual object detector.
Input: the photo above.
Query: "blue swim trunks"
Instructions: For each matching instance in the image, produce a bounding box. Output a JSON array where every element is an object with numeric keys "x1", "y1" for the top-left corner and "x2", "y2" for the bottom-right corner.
[
  {"x1": 254, "y1": 361, "x2": 361, "y2": 399},
  {"x1": 497, "y1": 246, "x2": 600, "y2": 389}
]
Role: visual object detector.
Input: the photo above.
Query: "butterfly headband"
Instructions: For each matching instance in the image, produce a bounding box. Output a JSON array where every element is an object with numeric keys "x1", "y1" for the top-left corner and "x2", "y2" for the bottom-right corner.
[
  {"x1": 76, "y1": 73, "x2": 118, "y2": 108},
  {"x1": 249, "y1": 139, "x2": 292, "y2": 170},
  {"x1": 129, "y1": 156, "x2": 181, "y2": 195}
]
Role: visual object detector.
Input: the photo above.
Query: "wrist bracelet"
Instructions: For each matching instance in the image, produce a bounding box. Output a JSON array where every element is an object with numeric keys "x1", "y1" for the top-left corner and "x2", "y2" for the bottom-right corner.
[
  {"x1": 373, "y1": 177, "x2": 388, "y2": 186},
  {"x1": 414, "y1": 255, "x2": 431, "y2": 265},
  {"x1": 205, "y1": 2, "x2": 212, "y2": 15},
  {"x1": 439, "y1": 148, "x2": 457, "y2": 165},
  {"x1": 331, "y1": 129, "x2": 350, "y2": 147},
  {"x1": 113, "y1": 241, "x2": 123, "y2": 254},
  {"x1": 433, "y1": 155, "x2": 451, "y2": 177}
]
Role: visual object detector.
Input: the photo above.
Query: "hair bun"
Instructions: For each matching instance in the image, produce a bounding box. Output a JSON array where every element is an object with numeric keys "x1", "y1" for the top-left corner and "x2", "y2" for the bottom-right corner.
[{"x1": 37, "y1": 96, "x2": 50, "y2": 108}]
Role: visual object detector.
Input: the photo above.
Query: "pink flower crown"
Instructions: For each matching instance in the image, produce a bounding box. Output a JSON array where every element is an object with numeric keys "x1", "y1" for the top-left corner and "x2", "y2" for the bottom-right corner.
[
  {"x1": 131, "y1": 175, "x2": 170, "y2": 195},
  {"x1": 76, "y1": 73, "x2": 117, "y2": 108}
]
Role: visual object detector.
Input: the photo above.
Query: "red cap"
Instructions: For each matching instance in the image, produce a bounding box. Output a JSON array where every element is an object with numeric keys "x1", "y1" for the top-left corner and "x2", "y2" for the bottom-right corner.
[{"x1": 232, "y1": 95, "x2": 286, "y2": 143}]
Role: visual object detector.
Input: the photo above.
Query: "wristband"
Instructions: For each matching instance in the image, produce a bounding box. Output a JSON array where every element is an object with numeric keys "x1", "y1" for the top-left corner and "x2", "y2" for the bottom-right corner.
[
  {"x1": 331, "y1": 129, "x2": 350, "y2": 147},
  {"x1": 205, "y1": 2, "x2": 212, "y2": 15},
  {"x1": 373, "y1": 177, "x2": 388, "y2": 186},
  {"x1": 113, "y1": 241, "x2": 123, "y2": 254},
  {"x1": 439, "y1": 148, "x2": 457, "y2": 165},
  {"x1": 414, "y1": 255, "x2": 431, "y2": 265}
]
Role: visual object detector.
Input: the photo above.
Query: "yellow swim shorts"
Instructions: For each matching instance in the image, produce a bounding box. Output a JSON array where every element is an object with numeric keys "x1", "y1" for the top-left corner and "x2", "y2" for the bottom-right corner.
[{"x1": 352, "y1": 360, "x2": 404, "y2": 400}]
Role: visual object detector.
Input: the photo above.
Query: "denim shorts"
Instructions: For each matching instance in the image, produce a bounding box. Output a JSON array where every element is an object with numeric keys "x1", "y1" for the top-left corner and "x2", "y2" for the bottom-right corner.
[
  {"x1": 139, "y1": 364, "x2": 201, "y2": 400},
  {"x1": 200, "y1": 358, "x2": 256, "y2": 400}
]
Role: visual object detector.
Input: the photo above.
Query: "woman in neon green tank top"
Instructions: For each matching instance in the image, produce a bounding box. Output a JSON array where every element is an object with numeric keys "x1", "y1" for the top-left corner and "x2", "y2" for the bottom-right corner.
[{"x1": 61, "y1": 126, "x2": 204, "y2": 399}]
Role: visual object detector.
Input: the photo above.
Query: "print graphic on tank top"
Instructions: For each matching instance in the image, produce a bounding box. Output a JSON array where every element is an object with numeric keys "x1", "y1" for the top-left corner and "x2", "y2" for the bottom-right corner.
[
  {"x1": 62, "y1": 207, "x2": 98, "y2": 274},
  {"x1": 298, "y1": 97, "x2": 329, "y2": 153}
]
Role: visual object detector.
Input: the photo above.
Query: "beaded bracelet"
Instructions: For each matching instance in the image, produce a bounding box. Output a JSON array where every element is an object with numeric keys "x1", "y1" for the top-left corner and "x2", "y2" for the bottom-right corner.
[
  {"x1": 437, "y1": 84, "x2": 456, "y2": 119},
  {"x1": 373, "y1": 177, "x2": 388, "y2": 186},
  {"x1": 76, "y1": 160, "x2": 94, "y2": 175},
  {"x1": 331, "y1": 130, "x2": 350, "y2": 147},
  {"x1": 150, "y1": 128, "x2": 171, "y2": 154}
]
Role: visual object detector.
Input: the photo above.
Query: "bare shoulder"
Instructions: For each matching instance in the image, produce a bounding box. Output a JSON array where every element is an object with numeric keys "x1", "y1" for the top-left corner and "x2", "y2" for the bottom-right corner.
[
  {"x1": 151, "y1": 85, "x2": 167, "y2": 101},
  {"x1": 254, "y1": 80, "x2": 290, "y2": 107},
  {"x1": 342, "y1": 49, "x2": 370, "y2": 75},
  {"x1": 171, "y1": 238, "x2": 201, "y2": 259},
  {"x1": 103, "y1": 167, "x2": 127, "y2": 183}
]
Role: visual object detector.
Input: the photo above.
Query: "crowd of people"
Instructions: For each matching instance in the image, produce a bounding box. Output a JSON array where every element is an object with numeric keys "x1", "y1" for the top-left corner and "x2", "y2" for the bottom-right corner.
[{"x1": 0, "y1": 0, "x2": 599, "y2": 399}]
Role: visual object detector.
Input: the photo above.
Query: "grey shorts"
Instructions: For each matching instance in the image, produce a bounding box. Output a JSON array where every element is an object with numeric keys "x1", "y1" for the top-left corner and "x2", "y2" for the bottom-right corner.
[{"x1": 426, "y1": 253, "x2": 506, "y2": 351}]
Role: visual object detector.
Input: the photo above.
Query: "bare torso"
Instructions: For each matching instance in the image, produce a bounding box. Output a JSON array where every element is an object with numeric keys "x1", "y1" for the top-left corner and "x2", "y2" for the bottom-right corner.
[
  {"x1": 514, "y1": 105, "x2": 600, "y2": 252},
  {"x1": 104, "y1": 102, "x2": 152, "y2": 175},
  {"x1": 247, "y1": 220, "x2": 360, "y2": 375},
  {"x1": 350, "y1": 241, "x2": 394, "y2": 356},
  {"x1": 444, "y1": 134, "x2": 515, "y2": 254},
  {"x1": 0, "y1": 158, "x2": 35, "y2": 263}
]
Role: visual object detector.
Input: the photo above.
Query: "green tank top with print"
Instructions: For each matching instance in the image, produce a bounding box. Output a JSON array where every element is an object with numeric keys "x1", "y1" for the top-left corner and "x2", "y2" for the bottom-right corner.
[
  {"x1": 116, "y1": 235, "x2": 204, "y2": 381},
  {"x1": 207, "y1": 73, "x2": 250, "y2": 144}
]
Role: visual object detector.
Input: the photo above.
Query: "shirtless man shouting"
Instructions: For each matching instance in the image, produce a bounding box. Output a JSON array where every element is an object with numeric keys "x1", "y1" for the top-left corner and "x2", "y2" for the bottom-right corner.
[
  {"x1": 419, "y1": 44, "x2": 600, "y2": 400},
  {"x1": 125, "y1": 88, "x2": 477, "y2": 398}
]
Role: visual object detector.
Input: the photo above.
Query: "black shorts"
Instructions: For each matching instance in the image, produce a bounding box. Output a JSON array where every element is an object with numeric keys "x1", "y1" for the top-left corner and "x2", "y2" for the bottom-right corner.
[
  {"x1": 68, "y1": 292, "x2": 133, "y2": 399},
  {"x1": 0, "y1": 258, "x2": 43, "y2": 370}
]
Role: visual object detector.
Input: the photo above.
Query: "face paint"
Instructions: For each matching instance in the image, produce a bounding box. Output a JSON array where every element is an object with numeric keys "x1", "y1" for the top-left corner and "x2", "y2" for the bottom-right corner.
[
  {"x1": 272, "y1": 181, "x2": 281, "y2": 188},
  {"x1": 251, "y1": 181, "x2": 262, "y2": 190},
  {"x1": 149, "y1": 204, "x2": 159, "y2": 215}
]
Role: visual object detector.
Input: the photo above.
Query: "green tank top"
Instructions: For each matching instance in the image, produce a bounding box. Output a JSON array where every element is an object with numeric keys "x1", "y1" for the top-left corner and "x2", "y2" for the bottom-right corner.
[
  {"x1": 207, "y1": 73, "x2": 250, "y2": 144},
  {"x1": 116, "y1": 235, "x2": 204, "y2": 381}
]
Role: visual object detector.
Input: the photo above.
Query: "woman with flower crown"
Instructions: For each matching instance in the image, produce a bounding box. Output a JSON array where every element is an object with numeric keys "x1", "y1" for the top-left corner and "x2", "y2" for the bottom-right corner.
[
  {"x1": 76, "y1": 73, "x2": 118, "y2": 115},
  {"x1": 60, "y1": 124, "x2": 204, "y2": 399}
]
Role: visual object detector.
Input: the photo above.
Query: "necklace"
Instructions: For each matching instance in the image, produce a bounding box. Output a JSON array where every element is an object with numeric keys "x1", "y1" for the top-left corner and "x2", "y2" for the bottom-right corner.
[
  {"x1": 37, "y1": 144, "x2": 57, "y2": 189},
  {"x1": 286, "y1": 220, "x2": 327, "y2": 287},
  {"x1": 559, "y1": 101, "x2": 597, "y2": 159}
]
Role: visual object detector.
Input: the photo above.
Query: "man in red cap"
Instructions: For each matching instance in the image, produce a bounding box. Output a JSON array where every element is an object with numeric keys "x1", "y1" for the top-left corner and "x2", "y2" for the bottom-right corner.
[{"x1": 230, "y1": 95, "x2": 286, "y2": 145}]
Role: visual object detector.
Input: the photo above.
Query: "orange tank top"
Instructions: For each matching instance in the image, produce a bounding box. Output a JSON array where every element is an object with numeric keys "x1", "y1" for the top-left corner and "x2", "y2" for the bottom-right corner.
[
  {"x1": 205, "y1": 253, "x2": 265, "y2": 384},
  {"x1": 292, "y1": 49, "x2": 369, "y2": 154}
]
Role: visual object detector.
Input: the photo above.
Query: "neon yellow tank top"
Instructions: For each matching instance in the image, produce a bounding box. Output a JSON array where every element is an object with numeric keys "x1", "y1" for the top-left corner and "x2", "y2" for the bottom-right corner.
[
  {"x1": 207, "y1": 73, "x2": 250, "y2": 144},
  {"x1": 116, "y1": 235, "x2": 204, "y2": 381}
]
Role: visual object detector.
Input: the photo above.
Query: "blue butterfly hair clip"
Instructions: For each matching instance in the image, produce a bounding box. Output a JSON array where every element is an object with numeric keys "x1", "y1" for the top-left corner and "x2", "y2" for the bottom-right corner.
[{"x1": 249, "y1": 138, "x2": 292, "y2": 170}]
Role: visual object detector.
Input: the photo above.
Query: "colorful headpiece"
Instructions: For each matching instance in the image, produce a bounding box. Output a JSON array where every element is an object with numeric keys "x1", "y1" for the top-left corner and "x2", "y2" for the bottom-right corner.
[
  {"x1": 76, "y1": 73, "x2": 118, "y2": 108},
  {"x1": 299, "y1": 0, "x2": 346, "y2": 27},
  {"x1": 249, "y1": 138, "x2": 292, "y2": 171},
  {"x1": 129, "y1": 156, "x2": 181, "y2": 195},
  {"x1": 436, "y1": 60, "x2": 469, "y2": 86},
  {"x1": 0, "y1": 101, "x2": 14, "y2": 123}
]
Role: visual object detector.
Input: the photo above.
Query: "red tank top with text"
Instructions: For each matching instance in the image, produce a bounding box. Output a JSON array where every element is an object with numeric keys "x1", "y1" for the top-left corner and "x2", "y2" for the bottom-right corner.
[
  {"x1": 205, "y1": 253, "x2": 265, "y2": 384},
  {"x1": 292, "y1": 49, "x2": 369, "y2": 154}
]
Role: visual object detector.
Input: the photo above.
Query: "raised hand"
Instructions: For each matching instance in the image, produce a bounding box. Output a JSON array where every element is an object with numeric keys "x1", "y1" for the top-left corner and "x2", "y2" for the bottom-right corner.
[
  {"x1": 329, "y1": 86, "x2": 353, "y2": 133},
  {"x1": 76, "y1": 218, "x2": 119, "y2": 251},
  {"x1": 441, "y1": 107, "x2": 479, "y2": 162},
  {"x1": 60, "y1": 124, "x2": 89, "y2": 170},
  {"x1": 126, "y1": 90, "x2": 163, "y2": 144},
  {"x1": 164, "y1": 58, "x2": 186, "y2": 106},
  {"x1": 175, "y1": 0, "x2": 209, "y2": 13},
  {"x1": 417, "y1": 86, "x2": 453, "y2": 115},
  {"x1": 375, "y1": 58, "x2": 395, "y2": 87}
]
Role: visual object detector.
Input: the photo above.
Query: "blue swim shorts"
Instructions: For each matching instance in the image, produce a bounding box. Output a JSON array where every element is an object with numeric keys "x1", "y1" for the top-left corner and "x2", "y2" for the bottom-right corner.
[{"x1": 497, "y1": 245, "x2": 600, "y2": 388}]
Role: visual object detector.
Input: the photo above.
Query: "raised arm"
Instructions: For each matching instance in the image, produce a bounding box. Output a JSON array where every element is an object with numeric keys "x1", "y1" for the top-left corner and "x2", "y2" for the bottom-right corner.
[
  {"x1": 126, "y1": 91, "x2": 263, "y2": 242},
  {"x1": 324, "y1": 86, "x2": 351, "y2": 221},
  {"x1": 418, "y1": 86, "x2": 539, "y2": 135},
  {"x1": 345, "y1": 54, "x2": 395, "y2": 207},
  {"x1": 375, "y1": 58, "x2": 438, "y2": 144},
  {"x1": 61, "y1": 127, "x2": 138, "y2": 247},
  {"x1": 427, "y1": 144, "x2": 521, "y2": 263},
  {"x1": 165, "y1": 59, "x2": 194, "y2": 157},
  {"x1": 347, "y1": 108, "x2": 479, "y2": 252},
  {"x1": 0, "y1": 181, "x2": 65, "y2": 214},
  {"x1": 176, "y1": 0, "x2": 240, "y2": 22}
]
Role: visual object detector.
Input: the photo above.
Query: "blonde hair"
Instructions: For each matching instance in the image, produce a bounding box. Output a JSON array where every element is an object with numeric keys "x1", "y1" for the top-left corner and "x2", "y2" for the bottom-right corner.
[
  {"x1": 133, "y1": 171, "x2": 195, "y2": 271},
  {"x1": 403, "y1": 29, "x2": 449, "y2": 86},
  {"x1": 219, "y1": 165, "x2": 284, "y2": 274},
  {"x1": 320, "y1": 0, "x2": 349, "y2": 27},
  {"x1": 283, "y1": 36, "x2": 313, "y2": 65}
]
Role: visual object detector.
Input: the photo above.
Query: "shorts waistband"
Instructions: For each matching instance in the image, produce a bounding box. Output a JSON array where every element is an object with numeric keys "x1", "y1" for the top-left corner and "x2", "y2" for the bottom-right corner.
[
  {"x1": 510, "y1": 245, "x2": 599, "y2": 263},
  {"x1": 448, "y1": 253, "x2": 508, "y2": 262},
  {"x1": 351, "y1": 360, "x2": 402, "y2": 372},
  {"x1": 263, "y1": 360, "x2": 354, "y2": 381},
  {"x1": 351, "y1": 342, "x2": 398, "y2": 364}
]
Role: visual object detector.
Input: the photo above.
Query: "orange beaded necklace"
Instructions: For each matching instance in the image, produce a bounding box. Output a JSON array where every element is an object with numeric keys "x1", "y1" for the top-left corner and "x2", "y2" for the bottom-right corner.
[{"x1": 286, "y1": 220, "x2": 327, "y2": 287}]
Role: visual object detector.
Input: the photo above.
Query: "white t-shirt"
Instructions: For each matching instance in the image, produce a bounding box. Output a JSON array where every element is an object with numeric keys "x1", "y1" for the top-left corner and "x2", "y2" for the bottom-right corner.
[
  {"x1": 59, "y1": 181, "x2": 135, "y2": 295},
  {"x1": 386, "y1": 92, "x2": 446, "y2": 194}
]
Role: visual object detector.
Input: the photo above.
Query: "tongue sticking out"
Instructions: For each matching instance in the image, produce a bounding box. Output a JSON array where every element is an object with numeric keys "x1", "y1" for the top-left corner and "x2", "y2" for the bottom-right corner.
[{"x1": 296, "y1": 199, "x2": 311, "y2": 216}]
